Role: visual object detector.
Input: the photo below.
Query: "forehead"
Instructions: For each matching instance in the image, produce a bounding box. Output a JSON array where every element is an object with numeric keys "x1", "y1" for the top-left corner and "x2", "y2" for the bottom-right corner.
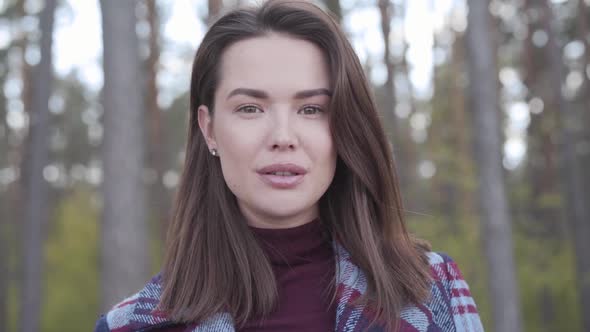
[{"x1": 216, "y1": 34, "x2": 330, "y2": 96}]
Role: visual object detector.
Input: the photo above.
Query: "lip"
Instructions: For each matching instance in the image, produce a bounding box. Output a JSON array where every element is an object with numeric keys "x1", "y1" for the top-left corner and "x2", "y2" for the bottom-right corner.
[
  {"x1": 256, "y1": 163, "x2": 307, "y2": 189},
  {"x1": 257, "y1": 163, "x2": 307, "y2": 175}
]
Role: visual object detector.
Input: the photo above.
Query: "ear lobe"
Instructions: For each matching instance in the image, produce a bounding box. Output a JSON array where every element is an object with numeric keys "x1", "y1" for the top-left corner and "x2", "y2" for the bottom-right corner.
[{"x1": 197, "y1": 105, "x2": 216, "y2": 148}]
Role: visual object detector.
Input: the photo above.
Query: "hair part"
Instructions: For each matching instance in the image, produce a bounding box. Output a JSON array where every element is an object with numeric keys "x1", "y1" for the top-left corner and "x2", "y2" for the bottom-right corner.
[{"x1": 159, "y1": 1, "x2": 432, "y2": 330}]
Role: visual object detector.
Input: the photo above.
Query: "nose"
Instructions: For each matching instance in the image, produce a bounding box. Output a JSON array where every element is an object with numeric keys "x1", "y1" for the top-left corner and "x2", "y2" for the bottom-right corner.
[{"x1": 269, "y1": 108, "x2": 298, "y2": 151}]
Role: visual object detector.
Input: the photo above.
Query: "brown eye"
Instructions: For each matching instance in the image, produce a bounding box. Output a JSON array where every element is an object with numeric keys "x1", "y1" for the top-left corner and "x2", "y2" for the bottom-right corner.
[
  {"x1": 299, "y1": 105, "x2": 323, "y2": 115},
  {"x1": 237, "y1": 105, "x2": 262, "y2": 113}
]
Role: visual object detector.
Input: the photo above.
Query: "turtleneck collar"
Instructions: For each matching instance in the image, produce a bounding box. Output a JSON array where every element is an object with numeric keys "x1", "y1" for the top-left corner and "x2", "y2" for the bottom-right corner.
[{"x1": 248, "y1": 218, "x2": 332, "y2": 266}]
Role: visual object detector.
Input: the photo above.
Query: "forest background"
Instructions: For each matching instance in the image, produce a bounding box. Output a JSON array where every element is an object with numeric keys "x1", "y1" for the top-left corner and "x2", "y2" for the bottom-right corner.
[{"x1": 0, "y1": 0, "x2": 589, "y2": 331}]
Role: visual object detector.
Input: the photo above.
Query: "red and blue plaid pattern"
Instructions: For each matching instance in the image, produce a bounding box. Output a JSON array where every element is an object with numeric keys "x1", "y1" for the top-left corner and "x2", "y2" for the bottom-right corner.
[
  {"x1": 95, "y1": 244, "x2": 483, "y2": 332},
  {"x1": 332, "y1": 244, "x2": 483, "y2": 332}
]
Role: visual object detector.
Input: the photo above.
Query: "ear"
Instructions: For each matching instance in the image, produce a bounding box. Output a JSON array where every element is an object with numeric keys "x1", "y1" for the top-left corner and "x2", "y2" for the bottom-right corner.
[{"x1": 197, "y1": 105, "x2": 216, "y2": 150}]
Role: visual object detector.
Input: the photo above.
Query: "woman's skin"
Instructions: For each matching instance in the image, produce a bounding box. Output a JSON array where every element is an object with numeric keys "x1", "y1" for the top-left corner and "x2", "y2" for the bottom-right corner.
[{"x1": 198, "y1": 33, "x2": 337, "y2": 229}]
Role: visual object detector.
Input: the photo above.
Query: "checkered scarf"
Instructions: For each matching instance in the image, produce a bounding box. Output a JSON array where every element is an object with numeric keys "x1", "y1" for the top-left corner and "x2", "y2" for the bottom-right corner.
[{"x1": 95, "y1": 244, "x2": 483, "y2": 332}]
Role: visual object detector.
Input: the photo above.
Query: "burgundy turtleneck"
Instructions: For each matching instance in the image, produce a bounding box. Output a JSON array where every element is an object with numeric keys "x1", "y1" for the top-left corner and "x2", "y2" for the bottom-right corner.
[{"x1": 239, "y1": 218, "x2": 336, "y2": 332}]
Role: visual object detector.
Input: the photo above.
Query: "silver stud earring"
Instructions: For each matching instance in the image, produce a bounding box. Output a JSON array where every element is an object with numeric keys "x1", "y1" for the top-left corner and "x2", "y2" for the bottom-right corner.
[{"x1": 211, "y1": 148, "x2": 218, "y2": 156}]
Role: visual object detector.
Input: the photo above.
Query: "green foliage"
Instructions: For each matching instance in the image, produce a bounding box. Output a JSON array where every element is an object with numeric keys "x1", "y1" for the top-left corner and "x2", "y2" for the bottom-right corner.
[
  {"x1": 163, "y1": 91, "x2": 190, "y2": 170},
  {"x1": 514, "y1": 231, "x2": 581, "y2": 332},
  {"x1": 148, "y1": 211, "x2": 164, "y2": 275},
  {"x1": 7, "y1": 278, "x2": 18, "y2": 332},
  {"x1": 536, "y1": 192, "x2": 562, "y2": 210},
  {"x1": 41, "y1": 187, "x2": 99, "y2": 332},
  {"x1": 50, "y1": 76, "x2": 98, "y2": 167},
  {"x1": 408, "y1": 215, "x2": 492, "y2": 331},
  {"x1": 409, "y1": 212, "x2": 582, "y2": 332},
  {"x1": 1, "y1": 195, "x2": 21, "y2": 332}
]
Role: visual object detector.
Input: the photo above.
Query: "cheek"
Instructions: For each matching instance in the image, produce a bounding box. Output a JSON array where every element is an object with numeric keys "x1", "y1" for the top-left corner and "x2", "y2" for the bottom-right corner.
[
  {"x1": 215, "y1": 115, "x2": 247, "y2": 150},
  {"x1": 214, "y1": 120, "x2": 261, "y2": 186},
  {"x1": 311, "y1": 124, "x2": 337, "y2": 166}
]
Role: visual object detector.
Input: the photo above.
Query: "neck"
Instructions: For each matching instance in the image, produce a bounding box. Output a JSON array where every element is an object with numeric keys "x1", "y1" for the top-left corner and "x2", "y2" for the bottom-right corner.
[{"x1": 239, "y1": 204, "x2": 319, "y2": 229}]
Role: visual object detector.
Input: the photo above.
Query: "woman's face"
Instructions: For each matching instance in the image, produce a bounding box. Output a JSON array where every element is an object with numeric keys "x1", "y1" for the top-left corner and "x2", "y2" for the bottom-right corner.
[{"x1": 198, "y1": 34, "x2": 337, "y2": 229}]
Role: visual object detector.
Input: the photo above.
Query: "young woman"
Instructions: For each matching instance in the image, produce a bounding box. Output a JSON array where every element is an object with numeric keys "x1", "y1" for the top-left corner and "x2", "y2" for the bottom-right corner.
[{"x1": 95, "y1": 1, "x2": 483, "y2": 331}]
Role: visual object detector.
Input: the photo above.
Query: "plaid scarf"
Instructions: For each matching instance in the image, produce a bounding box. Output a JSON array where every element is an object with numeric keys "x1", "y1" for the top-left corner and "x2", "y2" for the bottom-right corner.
[{"x1": 95, "y1": 244, "x2": 483, "y2": 332}]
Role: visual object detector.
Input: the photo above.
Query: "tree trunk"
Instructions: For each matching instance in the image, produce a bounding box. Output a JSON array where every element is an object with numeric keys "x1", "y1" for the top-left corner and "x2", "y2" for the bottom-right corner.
[
  {"x1": 0, "y1": 201, "x2": 6, "y2": 332},
  {"x1": 0, "y1": 4, "x2": 17, "y2": 327},
  {"x1": 465, "y1": 0, "x2": 523, "y2": 331},
  {"x1": 324, "y1": 0, "x2": 342, "y2": 23},
  {"x1": 378, "y1": 0, "x2": 397, "y2": 126},
  {"x1": 377, "y1": 0, "x2": 411, "y2": 196},
  {"x1": 0, "y1": 138, "x2": 7, "y2": 332},
  {"x1": 450, "y1": 34, "x2": 474, "y2": 219},
  {"x1": 0, "y1": 113, "x2": 6, "y2": 332},
  {"x1": 144, "y1": 0, "x2": 169, "y2": 245},
  {"x1": 577, "y1": 0, "x2": 590, "y2": 109},
  {"x1": 100, "y1": 0, "x2": 149, "y2": 311},
  {"x1": 10, "y1": 0, "x2": 33, "y2": 328},
  {"x1": 541, "y1": 1, "x2": 590, "y2": 330},
  {"x1": 20, "y1": 0, "x2": 56, "y2": 331},
  {"x1": 208, "y1": 0, "x2": 222, "y2": 24},
  {"x1": 522, "y1": 0, "x2": 562, "y2": 238},
  {"x1": 577, "y1": 0, "x2": 590, "y2": 223},
  {"x1": 578, "y1": 7, "x2": 590, "y2": 309}
]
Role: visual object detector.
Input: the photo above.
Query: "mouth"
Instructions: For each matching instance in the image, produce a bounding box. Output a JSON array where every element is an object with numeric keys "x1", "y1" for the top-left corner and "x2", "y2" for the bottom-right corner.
[
  {"x1": 261, "y1": 171, "x2": 301, "y2": 176},
  {"x1": 257, "y1": 163, "x2": 307, "y2": 176},
  {"x1": 256, "y1": 163, "x2": 307, "y2": 189}
]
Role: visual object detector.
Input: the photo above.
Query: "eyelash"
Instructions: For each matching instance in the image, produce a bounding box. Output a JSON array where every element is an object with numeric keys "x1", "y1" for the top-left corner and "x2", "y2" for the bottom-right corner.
[
  {"x1": 299, "y1": 105, "x2": 323, "y2": 115},
  {"x1": 236, "y1": 105, "x2": 262, "y2": 113},
  {"x1": 235, "y1": 105, "x2": 324, "y2": 115}
]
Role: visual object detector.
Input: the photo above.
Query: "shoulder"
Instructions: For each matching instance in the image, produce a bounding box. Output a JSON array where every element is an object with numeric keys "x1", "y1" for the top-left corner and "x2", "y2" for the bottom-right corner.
[
  {"x1": 419, "y1": 252, "x2": 484, "y2": 332},
  {"x1": 426, "y1": 252, "x2": 467, "y2": 286},
  {"x1": 94, "y1": 315, "x2": 109, "y2": 332},
  {"x1": 93, "y1": 274, "x2": 178, "y2": 332}
]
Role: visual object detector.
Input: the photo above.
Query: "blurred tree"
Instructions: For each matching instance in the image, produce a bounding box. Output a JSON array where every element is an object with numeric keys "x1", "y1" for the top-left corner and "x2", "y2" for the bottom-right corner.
[
  {"x1": 447, "y1": 34, "x2": 475, "y2": 219},
  {"x1": 49, "y1": 76, "x2": 97, "y2": 168},
  {"x1": 465, "y1": 0, "x2": 523, "y2": 331},
  {"x1": 1, "y1": 0, "x2": 34, "y2": 328},
  {"x1": 375, "y1": 0, "x2": 396, "y2": 131},
  {"x1": 429, "y1": 30, "x2": 475, "y2": 228},
  {"x1": 0, "y1": 5, "x2": 14, "y2": 325},
  {"x1": 540, "y1": 1, "x2": 590, "y2": 330},
  {"x1": 575, "y1": 0, "x2": 589, "y2": 110},
  {"x1": 20, "y1": 1, "x2": 56, "y2": 332},
  {"x1": 577, "y1": 0, "x2": 590, "y2": 195},
  {"x1": 517, "y1": 0, "x2": 563, "y2": 328},
  {"x1": 324, "y1": 0, "x2": 341, "y2": 22},
  {"x1": 142, "y1": 0, "x2": 170, "y2": 245},
  {"x1": 99, "y1": 0, "x2": 149, "y2": 311},
  {"x1": 522, "y1": 0, "x2": 562, "y2": 239},
  {"x1": 208, "y1": 0, "x2": 222, "y2": 24},
  {"x1": 576, "y1": 8, "x2": 590, "y2": 311},
  {"x1": 375, "y1": 0, "x2": 416, "y2": 199},
  {"x1": 162, "y1": 92, "x2": 190, "y2": 171},
  {"x1": 395, "y1": 0, "x2": 422, "y2": 212},
  {"x1": 41, "y1": 187, "x2": 99, "y2": 332},
  {"x1": 376, "y1": 0, "x2": 396, "y2": 139},
  {"x1": 0, "y1": 47, "x2": 8, "y2": 332},
  {"x1": 398, "y1": 1, "x2": 415, "y2": 117}
]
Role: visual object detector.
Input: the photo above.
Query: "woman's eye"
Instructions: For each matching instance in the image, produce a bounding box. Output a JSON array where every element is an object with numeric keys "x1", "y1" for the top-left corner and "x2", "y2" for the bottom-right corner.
[
  {"x1": 299, "y1": 106, "x2": 323, "y2": 115},
  {"x1": 237, "y1": 105, "x2": 262, "y2": 113}
]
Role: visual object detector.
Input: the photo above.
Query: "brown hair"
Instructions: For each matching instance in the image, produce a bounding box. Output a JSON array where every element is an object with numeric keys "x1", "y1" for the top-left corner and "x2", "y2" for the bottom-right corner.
[{"x1": 160, "y1": 1, "x2": 432, "y2": 330}]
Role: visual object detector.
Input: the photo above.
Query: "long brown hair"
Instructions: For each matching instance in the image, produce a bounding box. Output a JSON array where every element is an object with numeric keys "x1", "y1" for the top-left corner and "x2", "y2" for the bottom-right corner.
[{"x1": 159, "y1": 1, "x2": 432, "y2": 330}]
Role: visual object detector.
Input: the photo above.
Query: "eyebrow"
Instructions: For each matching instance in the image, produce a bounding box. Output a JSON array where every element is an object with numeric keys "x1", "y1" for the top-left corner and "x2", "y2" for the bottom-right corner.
[{"x1": 226, "y1": 88, "x2": 332, "y2": 100}]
